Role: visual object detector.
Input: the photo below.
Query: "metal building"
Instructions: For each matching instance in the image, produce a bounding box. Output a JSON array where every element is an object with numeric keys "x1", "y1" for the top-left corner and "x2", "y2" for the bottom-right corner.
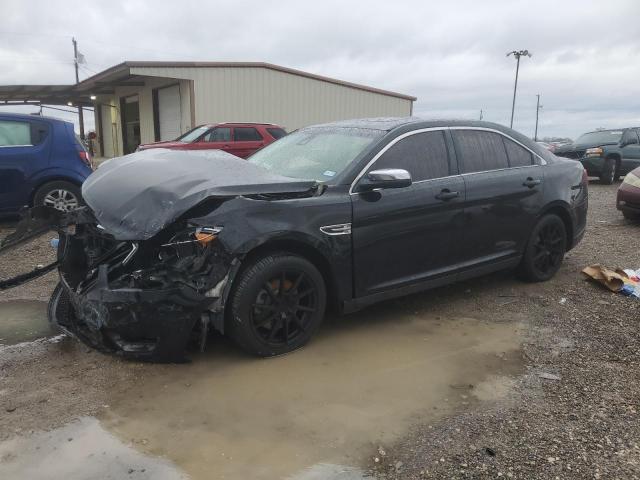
[{"x1": 71, "y1": 61, "x2": 415, "y2": 157}]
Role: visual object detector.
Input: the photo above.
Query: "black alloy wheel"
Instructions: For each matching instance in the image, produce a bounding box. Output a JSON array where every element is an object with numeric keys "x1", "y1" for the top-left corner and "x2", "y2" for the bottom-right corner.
[
  {"x1": 229, "y1": 254, "x2": 326, "y2": 356},
  {"x1": 251, "y1": 270, "x2": 319, "y2": 347},
  {"x1": 519, "y1": 214, "x2": 567, "y2": 282}
]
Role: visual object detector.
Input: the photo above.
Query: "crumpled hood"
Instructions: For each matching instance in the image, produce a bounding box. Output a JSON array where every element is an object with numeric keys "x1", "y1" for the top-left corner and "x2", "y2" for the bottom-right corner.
[{"x1": 82, "y1": 149, "x2": 318, "y2": 240}]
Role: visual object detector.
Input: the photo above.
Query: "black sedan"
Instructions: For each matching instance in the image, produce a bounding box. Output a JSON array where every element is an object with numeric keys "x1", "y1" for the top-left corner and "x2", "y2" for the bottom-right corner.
[{"x1": 0, "y1": 118, "x2": 588, "y2": 361}]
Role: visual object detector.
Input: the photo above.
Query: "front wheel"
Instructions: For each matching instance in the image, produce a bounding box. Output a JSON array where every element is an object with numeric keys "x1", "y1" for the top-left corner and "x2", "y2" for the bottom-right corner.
[
  {"x1": 228, "y1": 254, "x2": 327, "y2": 356},
  {"x1": 599, "y1": 158, "x2": 617, "y2": 185},
  {"x1": 519, "y1": 214, "x2": 567, "y2": 282}
]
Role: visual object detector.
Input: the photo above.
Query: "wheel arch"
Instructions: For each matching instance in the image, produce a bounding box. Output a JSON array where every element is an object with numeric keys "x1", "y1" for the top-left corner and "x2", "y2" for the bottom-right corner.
[
  {"x1": 231, "y1": 237, "x2": 341, "y2": 313},
  {"x1": 538, "y1": 201, "x2": 574, "y2": 250},
  {"x1": 29, "y1": 176, "x2": 83, "y2": 206}
]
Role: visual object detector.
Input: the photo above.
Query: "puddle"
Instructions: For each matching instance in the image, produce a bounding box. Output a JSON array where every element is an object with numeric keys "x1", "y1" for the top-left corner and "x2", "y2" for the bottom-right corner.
[
  {"x1": 0, "y1": 300, "x2": 55, "y2": 346},
  {"x1": 0, "y1": 417, "x2": 187, "y2": 479},
  {"x1": 100, "y1": 309, "x2": 524, "y2": 480}
]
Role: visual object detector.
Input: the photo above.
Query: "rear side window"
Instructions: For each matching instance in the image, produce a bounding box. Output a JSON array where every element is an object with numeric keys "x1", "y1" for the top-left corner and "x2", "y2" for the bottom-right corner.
[
  {"x1": 266, "y1": 127, "x2": 287, "y2": 139},
  {"x1": 205, "y1": 127, "x2": 231, "y2": 142},
  {"x1": 372, "y1": 131, "x2": 450, "y2": 181},
  {"x1": 453, "y1": 130, "x2": 509, "y2": 173},
  {"x1": 502, "y1": 137, "x2": 533, "y2": 167},
  {"x1": 234, "y1": 127, "x2": 262, "y2": 141},
  {"x1": 622, "y1": 129, "x2": 639, "y2": 145},
  {"x1": 0, "y1": 120, "x2": 32, "y2": 146}
]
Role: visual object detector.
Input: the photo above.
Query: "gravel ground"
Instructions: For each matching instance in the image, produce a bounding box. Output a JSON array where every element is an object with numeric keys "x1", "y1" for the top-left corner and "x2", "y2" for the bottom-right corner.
[
  {"x1": 370, "y1": 182, "x2": 640, "y2": 479},
  {"x1": 1, "y1": 182, "x2": 639, "y2": 479}
]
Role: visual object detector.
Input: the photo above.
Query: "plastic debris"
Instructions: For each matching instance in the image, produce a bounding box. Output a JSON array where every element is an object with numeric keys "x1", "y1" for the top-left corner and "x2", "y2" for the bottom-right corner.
[
  {"x1": 538, "y1": 372, "x2": 561, "y2": 381},
  {"x1": 582, "y1": 264, "x2": 640, "y2": 299}
]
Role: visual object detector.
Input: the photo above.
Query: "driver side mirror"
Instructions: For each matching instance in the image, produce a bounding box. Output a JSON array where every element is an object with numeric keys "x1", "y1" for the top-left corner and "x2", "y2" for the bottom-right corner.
[{"x1": 358, "y1": 169, "x2": 412, "y2": 191}]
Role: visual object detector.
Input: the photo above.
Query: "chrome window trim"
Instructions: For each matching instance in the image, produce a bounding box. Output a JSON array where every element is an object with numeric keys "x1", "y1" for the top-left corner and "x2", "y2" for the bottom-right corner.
[
  {"x1": 447, "y1": 126, "x2": 547, "y2": 166},
  {"x1": 349, "y1": 126, "x2": 546, "y2": 195},
  {"x1": 349, "y1": 127, "x2": 446, "y2": 194},
  {"x1": 0, "y1": 144, "x2": 33, "y2": 148}
]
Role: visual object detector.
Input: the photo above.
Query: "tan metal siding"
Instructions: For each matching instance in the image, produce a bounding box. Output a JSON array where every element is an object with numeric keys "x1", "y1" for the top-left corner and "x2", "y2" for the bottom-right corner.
[{"x1": 130, "y1": 66, "x2": 412, "y2": 131}]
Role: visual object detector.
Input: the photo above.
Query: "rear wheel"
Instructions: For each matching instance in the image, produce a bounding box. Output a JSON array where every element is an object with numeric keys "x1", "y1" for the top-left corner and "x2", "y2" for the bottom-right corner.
[
  {"x1": 519, "y1": 214, "x2": 567, "y2": 282},
  {"x1": 622, "y1": 210, "x2": 640, "y2": 222},
  {"x1": 228, "y1": 253, "x2": 326, "y2": 356},
  {"x1": 34, "y1": 181, "x2": 82, "y2": 212},
  {"x1": 599, "y1": 158, "x2": 617, "y2": 185}
]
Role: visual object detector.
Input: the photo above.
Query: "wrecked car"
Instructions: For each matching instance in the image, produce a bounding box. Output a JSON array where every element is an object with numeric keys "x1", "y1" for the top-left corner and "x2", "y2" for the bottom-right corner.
[{"x1": 0, "y1": 118, "x2": 588, "y2": 362}]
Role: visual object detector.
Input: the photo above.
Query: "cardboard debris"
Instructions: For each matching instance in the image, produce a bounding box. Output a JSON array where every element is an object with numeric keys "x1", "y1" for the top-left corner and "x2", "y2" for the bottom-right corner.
[{"x1": 582, "y1": 264, "x2": 640, "y2": 299}]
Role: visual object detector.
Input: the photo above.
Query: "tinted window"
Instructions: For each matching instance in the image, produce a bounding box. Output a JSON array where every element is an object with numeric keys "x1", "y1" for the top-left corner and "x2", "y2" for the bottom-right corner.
[
  {"x1": 234, "y1": 127, "x2": 262, "y2": 141},
  {"x1": 205, "y1": 127, "x2": 231, "y2": 142},
  {"x1": 622, "y1": 129, "x2": 639, "y2": 145},
  {"x1": 267, "y1": 127, "x2": 287, "y2": 139},
  {"x1": 503, "y1": 137, "x2": 533, "y2": 167},
  {"x1": 0, "y1": 120, "x2": 32, "y2": 146},
  {"x1": 453, "y1": 130, "x2": 509, "y2": 173},
  {"x1": 373, "y1": 131, "x2": 450, "y2": 181}
]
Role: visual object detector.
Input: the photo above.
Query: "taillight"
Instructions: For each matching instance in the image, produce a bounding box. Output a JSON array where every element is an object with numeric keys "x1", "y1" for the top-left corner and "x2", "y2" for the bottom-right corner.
[
  {"x1": 78, "y1": 150, "x2": 93, "y2": 169},
  {"x1": 582, "y1": 168, "x2": 588, "y2": 185}
]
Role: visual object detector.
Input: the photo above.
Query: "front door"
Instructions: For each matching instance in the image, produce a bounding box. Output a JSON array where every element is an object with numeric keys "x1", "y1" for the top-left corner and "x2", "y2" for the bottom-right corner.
[
  {"x1": 451, "y1": 129, "x2": 544, "y2": 267},
  {"x1": 620, "y1": 129, "x2": 640, "y2": 175},
  {"x1": 191, "y1": 126, "x2": 233, "y2": 152},
  {"x1": 229, "y1": 126, "x2": 265, "y2": 158},
  {"x1": 0, "y1": 118, "x2": 48, "y2": 213},
  {"x1": 351, "y1": 129, "x2": 465, "y2": 297}
]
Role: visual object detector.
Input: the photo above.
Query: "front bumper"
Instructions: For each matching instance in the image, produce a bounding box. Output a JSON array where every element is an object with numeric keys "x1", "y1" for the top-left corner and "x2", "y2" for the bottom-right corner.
[
  {"x1": 54, "y1": 269, "x2": 211, "y2": 362},
  {"x1": 617, "y1": 183, "x2": 640, "y2": 215}
]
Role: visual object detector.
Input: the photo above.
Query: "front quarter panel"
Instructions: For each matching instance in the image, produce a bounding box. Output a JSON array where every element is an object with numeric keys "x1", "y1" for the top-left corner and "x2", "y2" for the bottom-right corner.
[{"x1": 187, "y1": 186, "x2": 354, "y2": 303}]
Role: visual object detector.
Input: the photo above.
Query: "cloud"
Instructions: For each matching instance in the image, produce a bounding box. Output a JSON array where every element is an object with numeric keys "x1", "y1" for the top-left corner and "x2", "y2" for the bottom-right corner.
[{"x1": 1, "y1": 0, "x2": 639, "y2": 139}]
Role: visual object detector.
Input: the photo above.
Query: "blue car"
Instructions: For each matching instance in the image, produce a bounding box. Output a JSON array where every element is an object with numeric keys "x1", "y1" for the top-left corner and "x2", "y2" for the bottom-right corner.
[{"x1": 0, "y1": 113, "x2": 93, "y2": 215}]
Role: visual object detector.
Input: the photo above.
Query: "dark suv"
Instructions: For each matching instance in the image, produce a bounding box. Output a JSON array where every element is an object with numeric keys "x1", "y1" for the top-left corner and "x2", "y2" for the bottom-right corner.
[
  {"x1": 554, "y1": 128, "x2": 640, "y2": 184},
  {"x1": 0, "y1": 113, "x2": 92, "y2": 215}
]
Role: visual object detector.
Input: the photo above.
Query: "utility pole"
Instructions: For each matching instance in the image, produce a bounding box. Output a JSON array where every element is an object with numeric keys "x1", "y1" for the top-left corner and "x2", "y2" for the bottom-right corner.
[
  {"x1": 72, "y1": 37, "x2": 85, "y2": 140},
  {"x1": 534, "y1": 94, "x2": 542, "y2": 141},
  {"x1": 479, "y1": 109, "x2": 483, "y2": 121},
  {"x1": 507, "y1": 49, "x2": 532, "y2": 129}
]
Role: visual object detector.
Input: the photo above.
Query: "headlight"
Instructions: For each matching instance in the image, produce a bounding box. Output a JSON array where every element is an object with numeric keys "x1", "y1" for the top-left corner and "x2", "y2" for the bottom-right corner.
[
  {"x1": 623, "y1": 172, "x2": 640, "y2": 188},
  {"x1": 585, "y1": 147, "x2": 603, "y2": 157}
]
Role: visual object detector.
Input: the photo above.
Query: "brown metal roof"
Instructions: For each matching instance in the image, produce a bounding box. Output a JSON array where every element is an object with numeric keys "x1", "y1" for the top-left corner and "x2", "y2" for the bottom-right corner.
[{"x1": 75, "y1": 61, "x2": 417, "y2": 101}]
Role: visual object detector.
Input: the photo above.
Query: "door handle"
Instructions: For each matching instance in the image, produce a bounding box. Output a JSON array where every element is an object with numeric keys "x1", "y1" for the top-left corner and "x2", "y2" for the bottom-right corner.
[
  {"x1": 523, "y1": 177, "x2": 542, "y2": 188},
  {"x1": 435, "y1": 189, "x2": 459, "y2": 201}
]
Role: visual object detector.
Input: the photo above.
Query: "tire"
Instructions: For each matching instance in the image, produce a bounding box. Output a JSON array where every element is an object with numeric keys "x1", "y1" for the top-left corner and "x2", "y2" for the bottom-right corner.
[
  {"x1": 228, "y1": 253, "x2": 326, "y2": 356},
  {"x1": 622, "y1": 210, "x2": 640, "y2": 222},
  {"x1": 519, "y1": 214, "x2": 567, "y2": 282},
  {"x1": 599, "y1": 158, "x2": 617, "y2": 185},
  {"x1": 33, "y1": 181, "x2": 82, "y2": 212},
  {"x1": 48, "y1": 282, "x2": 71, "y2": 329}
]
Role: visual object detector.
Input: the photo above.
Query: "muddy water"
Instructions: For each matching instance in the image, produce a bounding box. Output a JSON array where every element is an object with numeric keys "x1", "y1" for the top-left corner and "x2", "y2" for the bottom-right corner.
[
  {"x1": 0, "y1": 300, "x2": 54, "y2": 346},
  {"x1": 0, "y1": 417, "x2": 187, "y2": 479},
  {"x1": 101, "y1": 309, "x2": 524, "y2": 480}
]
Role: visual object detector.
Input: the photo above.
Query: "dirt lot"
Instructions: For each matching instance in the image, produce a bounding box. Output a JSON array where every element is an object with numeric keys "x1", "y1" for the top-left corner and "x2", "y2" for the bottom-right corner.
[{"x1": 0, "y1": 182, "x2": 639, "y2": 479}]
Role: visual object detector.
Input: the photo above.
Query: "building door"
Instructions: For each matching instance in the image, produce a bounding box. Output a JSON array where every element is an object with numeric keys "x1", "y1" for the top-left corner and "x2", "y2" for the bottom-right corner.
[
  {"x1": 120, "y1": 95, "x2": 140, "y2": 155},
  {"x1": 157, "y1": 84, "x2": 182, "y2": 141}
]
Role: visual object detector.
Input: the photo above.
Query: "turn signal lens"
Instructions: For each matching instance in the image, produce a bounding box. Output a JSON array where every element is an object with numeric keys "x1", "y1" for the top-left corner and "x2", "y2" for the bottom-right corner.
[
  {"x1": 194, "y1": 227, "x2": 222, "y2": 246},
  {"x1": 585, "y1": 147, "x2": 603, "y2": 156}
]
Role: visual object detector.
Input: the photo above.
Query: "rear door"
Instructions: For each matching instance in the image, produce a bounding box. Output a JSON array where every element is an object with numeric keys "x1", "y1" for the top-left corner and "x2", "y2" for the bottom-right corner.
[
  {"x1": 451, "y1": 129, "x2": 544, "y2": 267},
  {"x1": 351, "y1": 129, "x2": 465, "y2": 297},
  {"x1": 230, "y1": 126, "x2": 265, "y2": 158},
  {"x1": 620, "y1": 129, "x2": 640, "y2": 174},
  {"x1": 0, "y1": 118, "x2": 49, "y2": 213}
]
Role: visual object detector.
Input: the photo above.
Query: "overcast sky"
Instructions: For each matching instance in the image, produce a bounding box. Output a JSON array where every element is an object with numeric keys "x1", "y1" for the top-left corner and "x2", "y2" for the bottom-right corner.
[{"x1": 1, "y1": 0, "x2": 639, "y2": 140}]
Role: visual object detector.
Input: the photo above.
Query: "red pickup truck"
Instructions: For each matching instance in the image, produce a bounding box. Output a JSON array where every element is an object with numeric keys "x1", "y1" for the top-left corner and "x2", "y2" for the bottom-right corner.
[{"x1": 137, "y1": 122, "x2": 286, "y2": 158}]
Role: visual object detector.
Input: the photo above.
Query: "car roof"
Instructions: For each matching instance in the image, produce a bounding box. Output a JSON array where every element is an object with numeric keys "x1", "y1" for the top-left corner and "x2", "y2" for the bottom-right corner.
[
  {"x1": 0, "y1": 112, "x2": 71, "y2": 125},
  {"x1": 201, "y1": 122, "x2": 283, "y2": 128},
  {"x1": 582, "y1": 127, "x2": 639, "y2": 134}
]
